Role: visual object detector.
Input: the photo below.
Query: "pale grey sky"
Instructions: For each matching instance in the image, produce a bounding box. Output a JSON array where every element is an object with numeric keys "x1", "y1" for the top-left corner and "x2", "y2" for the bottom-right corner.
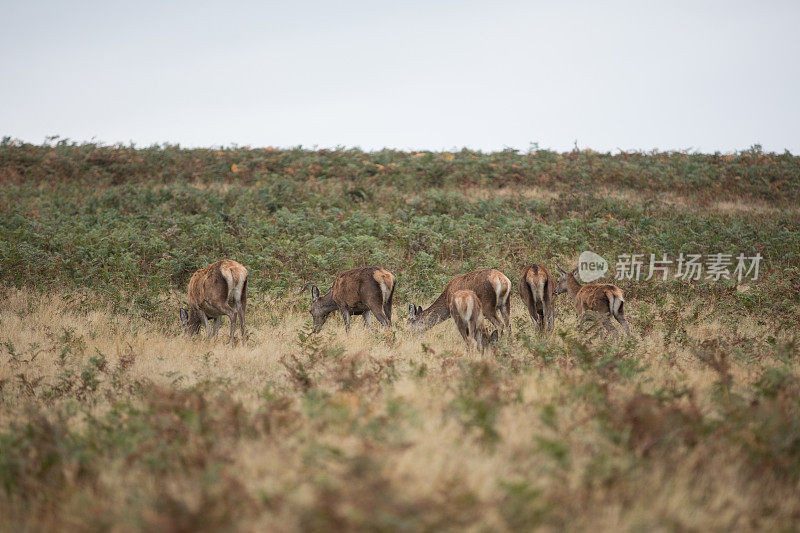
[{"x1": 2, "y1": 1, "x2": 798, "y2": 152}]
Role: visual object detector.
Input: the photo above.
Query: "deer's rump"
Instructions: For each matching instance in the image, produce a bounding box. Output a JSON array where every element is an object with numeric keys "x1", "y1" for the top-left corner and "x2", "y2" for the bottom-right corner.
[
  {"x1": 331, "y1": 266, "x2": 394, "y2": 311},
  {"x1": 188, "y1": 260, "x2": 247, "y2": 318},
  {"x1": 445, "y1": 269, "x2": 508, "y2": 315}
]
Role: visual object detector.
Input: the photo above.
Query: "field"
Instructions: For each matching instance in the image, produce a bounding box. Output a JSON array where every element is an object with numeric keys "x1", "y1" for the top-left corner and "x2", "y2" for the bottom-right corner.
[{"x1": 1, "y1": 139, "x2": 799, "y2": 530}]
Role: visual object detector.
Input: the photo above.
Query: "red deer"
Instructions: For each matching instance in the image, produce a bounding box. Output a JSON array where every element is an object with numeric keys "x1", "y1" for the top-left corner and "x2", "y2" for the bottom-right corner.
[
  {"x1": 449, "y1": 290, "x2": 498, "y2": 352},
  {"x1": 518, "y1": 263, "x2": 555, "y2": 335},
  {"x1": 408, "y1": 269, "x2": 511, "y2": 336},
  {"x1": 179, "y1": 260, "x2": 247, "y2": 343},
  {"x1": 310, "y1": 267, "x2": 395, "y2": 333},
  {"x1": 553, "y1": 265, "x2": 630, "y2": 339}
]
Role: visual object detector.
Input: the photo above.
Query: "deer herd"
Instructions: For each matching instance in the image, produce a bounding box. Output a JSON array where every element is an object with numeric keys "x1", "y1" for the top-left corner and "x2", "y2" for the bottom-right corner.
[{"x1": 180, "y1": 260, "x2": 630, "y2": 351}]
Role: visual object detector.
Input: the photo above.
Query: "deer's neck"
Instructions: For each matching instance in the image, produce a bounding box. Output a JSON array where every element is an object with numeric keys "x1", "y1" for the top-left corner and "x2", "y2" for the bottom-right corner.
[
  {"x1": 416, "y1": 292, "x2": 451, "y2": 330},
  {"x1": 318, "y1": 292, "x2": 339, "y2": 317},
  {"x1": 566, "y1": 275, "x2": 582, "y2": 300},
  {"x1": 187, "y1": 308, "x2": 203, "y2": 334}
]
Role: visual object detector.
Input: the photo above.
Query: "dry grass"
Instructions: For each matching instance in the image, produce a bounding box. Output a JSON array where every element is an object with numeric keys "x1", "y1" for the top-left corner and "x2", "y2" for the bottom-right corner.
[
  {"x1": 2, "y1": 288, "x2": 798, "y2": 531},
  {"x1": 599, "y1": 186, "x2": 800, "y2": 214}
]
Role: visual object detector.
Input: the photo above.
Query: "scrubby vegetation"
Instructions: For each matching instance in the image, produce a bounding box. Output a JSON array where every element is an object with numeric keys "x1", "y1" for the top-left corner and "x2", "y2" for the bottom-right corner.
[{"x1": 1, "y1": 139, "x2": 799, "y2": 530}]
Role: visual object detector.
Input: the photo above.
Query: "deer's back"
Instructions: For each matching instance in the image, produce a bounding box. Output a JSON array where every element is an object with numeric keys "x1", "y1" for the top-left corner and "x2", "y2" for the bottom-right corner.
[{"x1": 576, "y1": 283, "x2": 623, "y2": 314}]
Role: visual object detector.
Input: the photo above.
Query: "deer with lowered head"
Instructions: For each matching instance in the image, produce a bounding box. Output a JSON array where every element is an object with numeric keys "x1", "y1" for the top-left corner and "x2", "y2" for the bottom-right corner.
[
  {"x1": 179, "y1": 259, "x2": 248, "y2": 343},
  {"x1": 310, "y1": 267, "x2": 395, "y2": 333},
  {"x1": 408, "y1": 268, "x2": 511, "y2": 337},
  {"x1": 449, "y1": 290, "x2": 498, "y2": 353},
  {"x1": 518, "y1": 263, "x2": 556, "y2": 335},
  {"x1": 554, "y1": 264, "x2": 630, "y2": 339}
]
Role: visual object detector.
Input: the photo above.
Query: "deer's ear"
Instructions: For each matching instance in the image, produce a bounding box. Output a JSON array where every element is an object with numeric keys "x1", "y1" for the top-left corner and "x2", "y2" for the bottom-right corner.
[
  {"x1": 408, "y1": 303, "x2": 416, "y2": 318},
  {"x1": 311, "y1": 285, "x2": 319, "y2": 302},
  {"x1": 572, "y1": 268, "x2": 579, "y2": 277},
  {"x1": 179, "y1": 308, "x2": 188, "y2": 325},
  {"x1": 416, "y1": 306, "x2": 422, "y2": 315},
  {"x1": 490, "y1": 330, "x2": 499, "y2": 343},
  {"x1": 555, "y1": 264, "x2": 565, "y2": 274}
]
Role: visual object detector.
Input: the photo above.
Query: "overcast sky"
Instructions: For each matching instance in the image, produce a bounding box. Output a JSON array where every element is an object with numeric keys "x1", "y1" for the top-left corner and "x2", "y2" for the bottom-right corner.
[{"x1": 2, "y1": 1, "x2": 798, "y2": 153}]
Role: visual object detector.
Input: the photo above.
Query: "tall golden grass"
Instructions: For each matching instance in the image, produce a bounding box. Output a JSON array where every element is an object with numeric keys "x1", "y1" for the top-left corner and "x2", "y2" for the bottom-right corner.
[{"x1": 1, "y1": 287, "x2": 798, "y2": 530}]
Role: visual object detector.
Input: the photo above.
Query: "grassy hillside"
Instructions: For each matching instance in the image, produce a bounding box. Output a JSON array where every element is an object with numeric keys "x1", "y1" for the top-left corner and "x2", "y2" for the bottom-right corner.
[{"x1": 1, "y1": 140, "x2": 799, "y2": 530}]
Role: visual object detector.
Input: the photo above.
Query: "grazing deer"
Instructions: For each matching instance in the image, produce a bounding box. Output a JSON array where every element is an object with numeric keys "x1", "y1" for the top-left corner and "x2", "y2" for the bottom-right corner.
[
  {"x1": 179, "y1": 259, "x2": 248, "y2": 343},
  {"x1": 310, "y1": 267, "x2": 395, "y2": 333},
  {"x1": 449, "y1": 290, "x2": 498, "y2": 353},
  {"x1": 408, "y1": 268, "x2": 511, "y2": 336},
  {"x1": 553, "y1": 265, "x2": 630, "y2": 339},
  {"x1": 518, "y1": 263, "x2": 555, "y2": 335}
]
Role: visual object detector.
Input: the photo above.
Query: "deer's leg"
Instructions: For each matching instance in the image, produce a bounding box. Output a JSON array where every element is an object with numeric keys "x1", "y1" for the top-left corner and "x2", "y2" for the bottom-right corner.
[
  {"x1": 372, "y1": 309, "x2": 389, "y2": 328},
  {"x1": 228, "y1": 309, "x2": 237, "y2": 344},
  {"x1": 538, "y1": 302, "x2": 547, "y2": 333},
  {"x1": 238, "y1": 302, "x2": 246, "y2": 340},
  {"x1": 536, "y1": 308, "x2": 546, "y2": 335},
  {"x1": 340, "y1": 308, "x2": 351, "y2": 331},
  {"x1": 212, "y1": 317, "x2": 221, "y2": 337},
  {"x1": 519, "y1": 287, "x2": 533, "y2": 325},
  {"x1": 485, "y1": 309, "x2": 504, "y2": 338},
  {"x1": 528, "y1": 310, "x2": 540, "y2": 334},
  {"x1": 384, "y1": 290, "x2": 393, "y2": 327},
  {"x1": 363, "y1": 311, "x2": 373, "y2": 327},
  {"x1": 614, "y1": 313, "x2": 631, "y2": 337},
  {"x1": 456, "y1": 318, "x2": 472, "y2": 350},
  {"x1": 366, "y1": 297, "x2": 390, "y2": 329},
  {"x1": 198, "y1": 310, "x2": 212, "y2": 339},
  {"x1": 383, "y1": 303, "x2": 392, "y2": 327},
  {"x1": 526, "y1": 302, "x2": 540, "y2": 333},
  {"x1": 499, "y1": 299, "x2": 511, "y2": 334},
  {"x1": 493, "y1": 296, "x2": 510, "y2": 336}
]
